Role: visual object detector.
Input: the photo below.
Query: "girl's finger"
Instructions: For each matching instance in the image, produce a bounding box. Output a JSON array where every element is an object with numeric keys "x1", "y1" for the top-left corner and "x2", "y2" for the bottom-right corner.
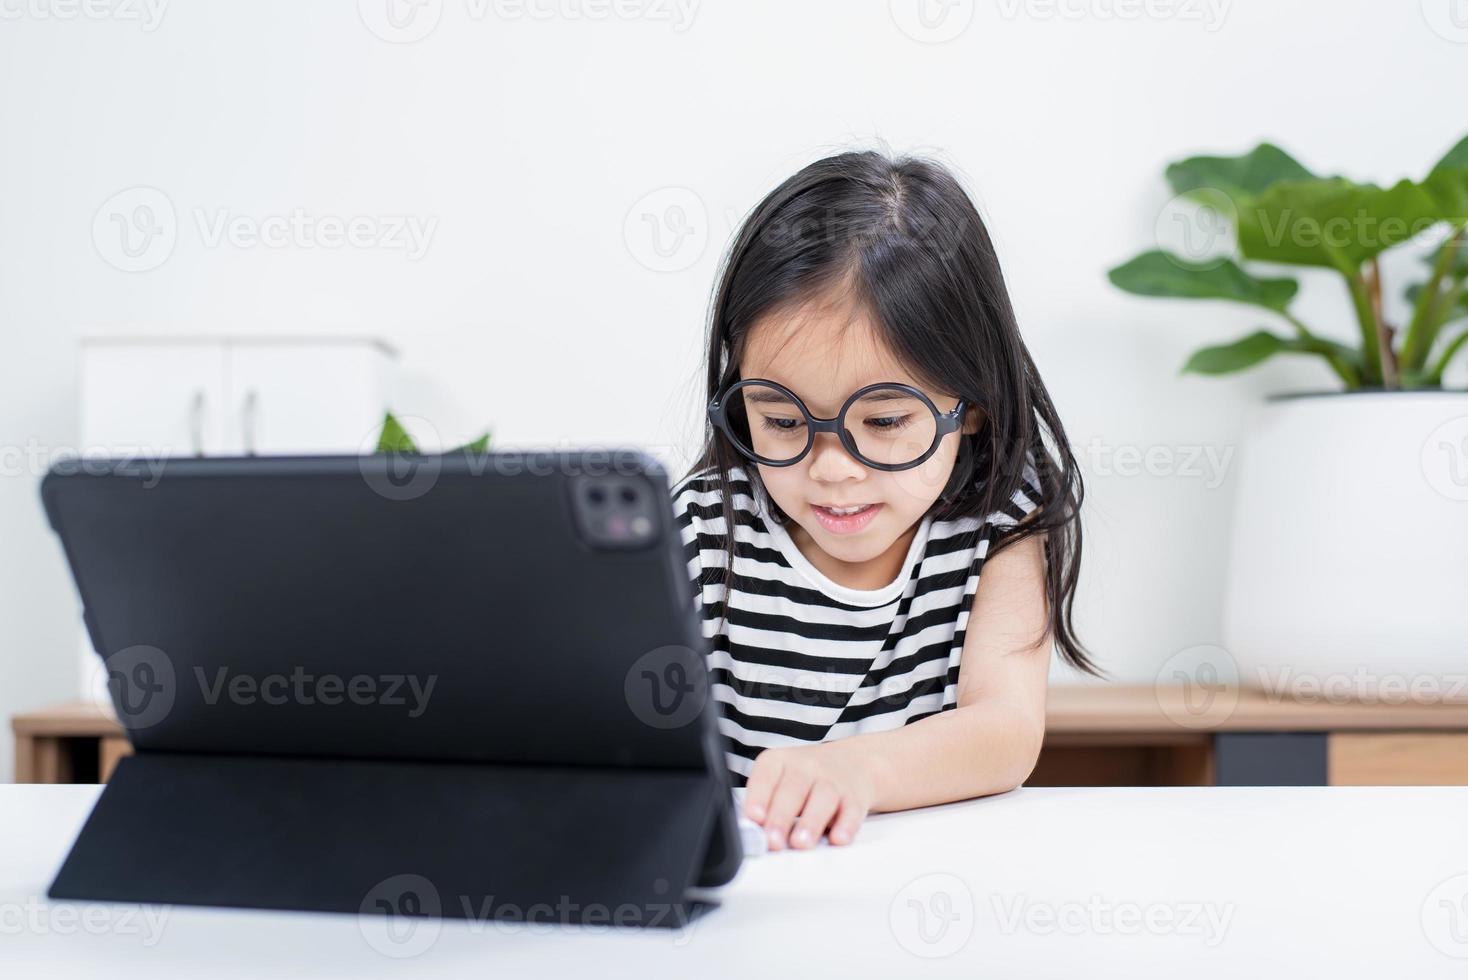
[
  {"x1": 762, "y1": 772, "x2": 812, "y2": 851},
  {"x1": 742, "y1": 751, "x2": 785, "y2": 823},
  {"x1": 826, "y1": 797, "x2": 867, "y2": 846},
  {"x1": 789, "y1": 781, "x2": 840, "y2": 849}
]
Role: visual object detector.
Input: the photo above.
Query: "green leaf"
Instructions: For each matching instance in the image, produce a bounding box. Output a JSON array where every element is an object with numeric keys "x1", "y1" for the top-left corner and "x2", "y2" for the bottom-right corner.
[
  {"x1": 1451, "y1": 240, "x2": 1468, "y2": 278},
  {"x1": 1165, "y1": 143, "x2": 1316, "y2": 203},
  {"x1": 1430, "y1": 326, "x2": 1468, "y2": 384},
  {"x1": 1420, "y1": 235, "x2": 1468, "y2": 278},
  {"x1": 1183, "y1": 329, "x2": 1360, "y2": 377},
  {"x1": 1406, "y1": 281, "x2": 1468, "y2": 318},
  {"x1": 1183, "y1": 331, "x2": 1290, "y2": 374},
  {"x1": 1235, "y1": 178, "x2": 1444, "y2": 271},
  {"x1": 1433, "y1": 133, "x2": 1468, "y2": 173},
  {"x1": 1423, "y1": 134, "x2": 1468, "y2": 221},
  {"x1": 1108, "y1": 250, "x2": 1298, "y2": 312},
  {"x1": 456, "y1": 432, "x2": 492, "y2": 453},
  {"x1": 375, "y1": 411, "x2": 419, "y2": 453}
]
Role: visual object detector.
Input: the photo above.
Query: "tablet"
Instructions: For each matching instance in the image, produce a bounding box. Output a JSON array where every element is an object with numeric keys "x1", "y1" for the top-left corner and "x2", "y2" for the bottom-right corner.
[{"x1": 42, "y1": 449, "x2": 741, "y2": 923}]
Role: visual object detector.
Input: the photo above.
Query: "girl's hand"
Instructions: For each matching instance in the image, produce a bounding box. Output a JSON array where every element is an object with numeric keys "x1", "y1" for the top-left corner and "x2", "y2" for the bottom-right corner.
[{"x1": 742, "y1": 740, "x2": 878, "y2": 850}]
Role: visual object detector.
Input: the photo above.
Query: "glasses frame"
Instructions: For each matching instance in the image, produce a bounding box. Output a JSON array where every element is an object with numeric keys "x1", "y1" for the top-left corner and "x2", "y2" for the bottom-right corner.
[{"x1": 707, "y1": 378, "x2": 968, "y2": 472}]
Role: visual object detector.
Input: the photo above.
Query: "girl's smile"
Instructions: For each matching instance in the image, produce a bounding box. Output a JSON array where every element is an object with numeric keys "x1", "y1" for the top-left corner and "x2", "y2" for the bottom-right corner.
[{"x1": 810, "y1": 501, "x2": 883, "y2": 534}]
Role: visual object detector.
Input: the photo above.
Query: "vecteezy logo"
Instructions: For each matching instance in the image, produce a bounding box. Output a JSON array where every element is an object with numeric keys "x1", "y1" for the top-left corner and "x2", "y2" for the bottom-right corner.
[
  {"x1": 1154, "y1": 187, "x2": 1237, "y2": 269},
  {"x1": 358, "y1": 415, "x2": 443, "y2": 501},
  {"x1": 624, "y1": 645, "x2": 708, "y2": 729},
  {"x1": 1422, "y1": 0, "x2": 1468, "y2": 43},
  {"x1": 92, "y1": 187, "x2": 177, "y2": 272},
  {"x1": 890, "y1": 873, "x2": 974, "y2": 957},
  {"x1": 95, "y1": 645, "x2": 176, "y2": 731},
  {"x1": 889, "y1": 0, "x2": 974, "y2": 43},
  {"x1": 359, "y1": 873, "x2": 443, "y2": 958},
  {"x1": 358, "y1": 0, "x2": 443, "y2": 43},
  {"x1": 622, "y1": 187, "x2": 708, "y2": 273},
  {"x1": 1423, "y1": 415, "x2": 1468, "y2": 502},
  {"x1": 1422, "y1": 873, "x2": 1468, "y2": 958},
  {"x1": 1155, "y1": 643, "x2": 1240, "y2": 730}
]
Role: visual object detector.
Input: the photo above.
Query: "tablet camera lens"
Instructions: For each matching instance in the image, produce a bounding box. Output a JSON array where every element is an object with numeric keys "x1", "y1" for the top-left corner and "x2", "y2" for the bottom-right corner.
[{"x1": 571, "y1": 476, "x2": 655, "y2": 550}]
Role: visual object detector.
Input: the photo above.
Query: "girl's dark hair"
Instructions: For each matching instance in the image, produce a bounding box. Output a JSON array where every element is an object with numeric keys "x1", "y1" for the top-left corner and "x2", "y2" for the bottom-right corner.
[{"x1": 681, "y1": 149, "x2": 1097, "y2": 675}]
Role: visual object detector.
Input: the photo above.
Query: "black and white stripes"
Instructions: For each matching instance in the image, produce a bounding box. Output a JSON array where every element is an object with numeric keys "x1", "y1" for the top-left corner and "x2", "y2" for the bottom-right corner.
[{"x1": 671, "y1": 461, "x2": 1041, "y2": 784}]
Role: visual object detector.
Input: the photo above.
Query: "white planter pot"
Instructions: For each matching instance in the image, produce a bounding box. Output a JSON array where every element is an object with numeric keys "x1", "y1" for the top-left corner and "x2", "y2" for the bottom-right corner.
[{"x1": 1221, "y1": 391, "x2": 1468, "y2": 704}]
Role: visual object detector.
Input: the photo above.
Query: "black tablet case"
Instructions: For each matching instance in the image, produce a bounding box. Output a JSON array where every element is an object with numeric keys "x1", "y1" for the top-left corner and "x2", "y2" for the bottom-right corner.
[{"x1": 41, "y1": 452, "x2": 739, "y2": 927}]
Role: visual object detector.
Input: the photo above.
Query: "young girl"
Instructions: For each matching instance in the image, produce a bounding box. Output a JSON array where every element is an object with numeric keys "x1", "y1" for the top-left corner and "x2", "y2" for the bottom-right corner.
[{"x1": 671, "y1": 150, "x2": 1097, "y2": 852}]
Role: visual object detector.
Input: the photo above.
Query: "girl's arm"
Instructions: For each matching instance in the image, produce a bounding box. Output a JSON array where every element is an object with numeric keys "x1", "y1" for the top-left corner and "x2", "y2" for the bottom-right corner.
[{"x1": 742, "y1": 531, "x2": 1053, "y2": 849}]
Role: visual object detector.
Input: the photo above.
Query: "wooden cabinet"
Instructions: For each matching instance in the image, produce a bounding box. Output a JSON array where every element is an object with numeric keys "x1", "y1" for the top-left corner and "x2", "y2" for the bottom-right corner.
[
  {"x1": 12, "y1": 702, "x2": 130, "y2": 784},
  {"x1": 1029, "y1": 685, "x2": 1468, "y2": 786},
  {"x1": 1327, "y1": 734, "x2": 1468, "y2": 785}
]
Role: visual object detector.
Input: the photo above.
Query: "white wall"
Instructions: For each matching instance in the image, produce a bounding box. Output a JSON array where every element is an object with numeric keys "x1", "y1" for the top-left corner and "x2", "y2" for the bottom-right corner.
[{"x1": 1, "y1": 0, "x2": 1464, "y2": 779}]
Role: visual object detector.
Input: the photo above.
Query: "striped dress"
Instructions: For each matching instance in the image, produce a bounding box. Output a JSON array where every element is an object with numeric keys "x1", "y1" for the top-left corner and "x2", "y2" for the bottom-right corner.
[{"x1": 670, "y1": 460, "x2": 1042, "y2": 784}]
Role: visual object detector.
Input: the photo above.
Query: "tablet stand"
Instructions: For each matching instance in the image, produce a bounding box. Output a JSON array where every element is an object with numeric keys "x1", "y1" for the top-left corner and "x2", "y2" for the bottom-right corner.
[{"x1": 51, "y1": 752, "x2": 723, "y2": 928}]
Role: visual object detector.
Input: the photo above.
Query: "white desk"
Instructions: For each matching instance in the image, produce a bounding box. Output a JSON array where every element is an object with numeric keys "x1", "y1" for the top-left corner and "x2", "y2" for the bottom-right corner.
[{"x1": 3, "y1": 785, "x2": 1466, "y2": 978}]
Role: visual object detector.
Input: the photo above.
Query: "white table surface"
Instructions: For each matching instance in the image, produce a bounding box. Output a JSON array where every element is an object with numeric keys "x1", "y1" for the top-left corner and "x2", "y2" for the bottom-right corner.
[{"x1": 3, "y1": 784, "x2": 1466, "y2": 978}]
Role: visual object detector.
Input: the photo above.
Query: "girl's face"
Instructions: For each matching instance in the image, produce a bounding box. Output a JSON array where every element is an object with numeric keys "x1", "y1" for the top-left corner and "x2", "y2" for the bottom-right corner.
[{"x1": 737, "y1": 287, "x2": 980, "y2": 582}]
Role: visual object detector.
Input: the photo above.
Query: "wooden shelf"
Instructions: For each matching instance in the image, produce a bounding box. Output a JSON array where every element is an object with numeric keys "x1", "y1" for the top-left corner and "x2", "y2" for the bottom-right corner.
[
  {"x1": 14, "y1": 685, "x2": 1468, "y2": 786},
  {"x1": 1046, "y1": 683, "x2": 1468, "y2": 733},
  {"x1": 12, "y1": 700, "x2": 121, "y2": 738},
  {"x1": 12, "y1": 700, "x2": 128, "y2": 784},
  {"x1": 1036, "y1": 685, "x2": 1468, "y2": 787}
]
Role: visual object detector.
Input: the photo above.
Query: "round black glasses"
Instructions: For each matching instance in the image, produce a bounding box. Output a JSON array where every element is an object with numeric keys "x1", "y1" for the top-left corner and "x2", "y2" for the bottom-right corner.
[{"x1": 707, "y1": 379, "x2": 968, "y2": 472}]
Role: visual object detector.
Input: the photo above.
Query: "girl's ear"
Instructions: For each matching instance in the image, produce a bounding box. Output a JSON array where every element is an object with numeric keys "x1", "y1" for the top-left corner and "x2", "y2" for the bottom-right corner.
[{"x1": 961, "y1": 407, "x2": 985, "y2": 436}]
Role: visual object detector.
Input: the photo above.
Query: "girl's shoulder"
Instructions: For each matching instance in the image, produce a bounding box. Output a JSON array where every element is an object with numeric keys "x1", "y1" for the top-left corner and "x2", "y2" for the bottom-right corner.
[
  {"x1": 669, "y1": 463, "x2": 759, "y2": 525},
  {"x1": 670, "y1": 462, "x2": 756, "y2": 498},
  {"x1": 979, "y1": 446, "x2": 1046, "y2": 538},
  {"x1": 668, "y1": 463, "x2": 721, "y2": 500}
]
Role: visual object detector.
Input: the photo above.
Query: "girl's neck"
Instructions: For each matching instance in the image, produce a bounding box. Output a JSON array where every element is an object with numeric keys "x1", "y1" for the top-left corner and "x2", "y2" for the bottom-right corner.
[{"x1": 786, "y1": 520, "x2": 920, "y2": 593}]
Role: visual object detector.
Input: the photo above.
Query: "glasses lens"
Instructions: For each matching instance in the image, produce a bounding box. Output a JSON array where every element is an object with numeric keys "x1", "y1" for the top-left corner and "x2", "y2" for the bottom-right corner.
[
  {"x1": 843, "y1": 386, "x2": 940, "y2": 468},
  {"x1": 726, "y1": 382, "x2": 809, "y2": 463}
]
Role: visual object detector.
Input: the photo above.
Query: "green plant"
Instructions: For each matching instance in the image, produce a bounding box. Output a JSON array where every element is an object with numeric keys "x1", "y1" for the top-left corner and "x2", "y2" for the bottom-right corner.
[
  {"x1": 374, "y1": 411, "x2": 491, "y2": 453},
  {"x1": 1108, "y1": 135, "x2": 1468, "y2": 389}
]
